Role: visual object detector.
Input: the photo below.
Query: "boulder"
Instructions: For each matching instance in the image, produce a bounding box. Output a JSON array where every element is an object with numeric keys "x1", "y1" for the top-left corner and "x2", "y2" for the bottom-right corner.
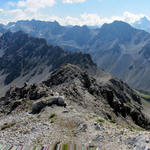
[
  {"x1": 31, "y1": 100, "x2": 46, "y2": 114},
  {"x1": 57, "y1": 97, "x2": 66, "y2": 107},
  {"x1": 47, "y1": 96, "x2": 66, "y2": 107}
]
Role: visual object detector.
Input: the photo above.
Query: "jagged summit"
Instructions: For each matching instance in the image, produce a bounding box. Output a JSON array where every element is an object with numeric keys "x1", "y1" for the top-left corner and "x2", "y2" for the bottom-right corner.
[{"x1": 44, "y1": 64, "x2": 89, "y2": 86}]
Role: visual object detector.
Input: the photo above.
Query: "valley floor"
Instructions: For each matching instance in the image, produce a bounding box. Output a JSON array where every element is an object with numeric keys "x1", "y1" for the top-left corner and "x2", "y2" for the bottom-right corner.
[{"x1": 0, "y1": 105, "x2": 149, "y2": 150}]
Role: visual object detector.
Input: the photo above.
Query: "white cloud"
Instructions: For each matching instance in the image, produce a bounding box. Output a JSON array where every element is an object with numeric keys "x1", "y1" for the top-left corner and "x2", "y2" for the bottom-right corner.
[
  {"x1": 7, "y1": 1, "x2": 16, "y2": 7},
  {"x1": 0, "y1": 8, "x2": 49, "y2": 24},
  {"x1": 1, "y1": 9, "x2": 29, "y2": 23},
  {"x1": 62, "y1": 0, "x2": 86, "y2": 4},
  {"x1": 45, "y1": 13, "x2": 103, "y2": 26},
  {"x1": 17, "y1": 0, "x2": 56, "y2": 12},
  {"x1": 46, "y1": 12, "x2": 145, "y2": 26},
  {"x1": 0, "y1": 4, "x2": 147, "y2": 27},
  {"x1": 123, "y1": 11, "x2": 145, "y2": 23},
  {"x1": 80, "y1": 13, "x2": 101, "y2": 25},
  {"x1": 0, "y1": 0, "x2": 146, "y2": 26}
]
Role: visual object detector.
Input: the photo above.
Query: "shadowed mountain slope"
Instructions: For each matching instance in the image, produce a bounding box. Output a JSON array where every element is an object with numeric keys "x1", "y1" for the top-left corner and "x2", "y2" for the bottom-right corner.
[{"x1": 0, "y1": 31, "x2": 96, "y2": 96}]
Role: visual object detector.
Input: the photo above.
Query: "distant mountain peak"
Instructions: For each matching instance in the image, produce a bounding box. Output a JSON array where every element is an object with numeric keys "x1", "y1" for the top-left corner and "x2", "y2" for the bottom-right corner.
[
  {"x1": 101, "y1": 20, "x2": 133, "y2": 30},
  {"x1": 140, "y1": 16, "x2": 149, "y2": 22},
  {"x1": 135, "y1": 17, "x2": 150, "y2": 24},
  {"x1": 93, "y1": 20, "x2": 136, "y2": 43},
  {"x1": 133, "y1": 17, "x2": 150, "y2": 32}
]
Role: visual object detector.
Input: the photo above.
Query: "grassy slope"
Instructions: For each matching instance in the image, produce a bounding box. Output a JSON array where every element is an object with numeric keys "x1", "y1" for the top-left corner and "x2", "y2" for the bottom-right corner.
[
  {"x1": 135, "y1": 90, "x2": 150, "y2": 118},
  {"x1": 135, "y1": 90, "x2": 150, "y2": 101}
]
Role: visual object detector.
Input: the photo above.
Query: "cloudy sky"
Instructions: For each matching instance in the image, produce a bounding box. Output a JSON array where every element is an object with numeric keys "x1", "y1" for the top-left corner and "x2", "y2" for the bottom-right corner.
[{"x1": 0, "y1": 0, "x2": 149, "y2": 26}]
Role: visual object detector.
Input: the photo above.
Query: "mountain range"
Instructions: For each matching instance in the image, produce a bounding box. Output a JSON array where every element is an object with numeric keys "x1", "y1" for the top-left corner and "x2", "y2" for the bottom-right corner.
[
  {"x1": 1, "y1": 20, "x2": 150, "y2": 92},
  {"x1": 1, "y1": 20, "x2": 150, "y2": 148},
  {"x1": 0, "y1": 28, "x2": 149, "y2": 129}
]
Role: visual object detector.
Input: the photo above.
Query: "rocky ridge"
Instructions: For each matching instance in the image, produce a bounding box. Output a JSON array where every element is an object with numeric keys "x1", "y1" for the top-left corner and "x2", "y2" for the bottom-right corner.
[
  {"x1": 0, "y1": 64, "x2": 150, "y2": 149},
  {"x1": 0, "y1": 64, "x2": 150, "y2": 129}
]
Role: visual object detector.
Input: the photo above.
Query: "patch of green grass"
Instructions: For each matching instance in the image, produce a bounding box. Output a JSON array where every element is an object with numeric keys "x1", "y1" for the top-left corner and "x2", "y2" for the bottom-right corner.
[
  {"x1": 36, "y1": 137, "x2": 42, "y2": 145},
  {"x1": 127, "y1": 126, "x2": 135, "y2": 131},
  {"x1": 109, "y1": 120, "x2": 116, "y2": 124},
  {"x1": 37, "y1": 114, "x2": 41, "y2": 119},
  {"x1": 50, "y1": 120, "x2": 55, "y2": 123},
  {"x1": 92, "y1": 114, "x2": 97, "y2": 118},
  {"x1": 49, "y1": 113, "x2": 57, "y2": 119},
  {"x1": 135, "y1": 90, "x2": 150, "y2": 101},
  {"x1": 97, "y1": 119, "x2": 105, "y2": 123},
  {"x1": 1, "y1": 122, "x2": 16, "y2": 130},
  {"x1": 23, "y1": 130, "x2": 30, "y2": 134},
  {"x1": 89, "y1": 114, "x2": 98, "y2": 120},
  {"x1": 69, "y1": 107, "x2": 73, "y2": 110},
  {"x1": 104, "y1": 117, "x2": 109, "y2": 120},
  {"x1": 85, "y1": 117, "x2": 89, "y2": 121},
  {"x1": 125, "y1": 102, "x2": 132, "y2": 107},
  {"x1": 49, "y1": 113, "x2": 57, "y2": 123}
]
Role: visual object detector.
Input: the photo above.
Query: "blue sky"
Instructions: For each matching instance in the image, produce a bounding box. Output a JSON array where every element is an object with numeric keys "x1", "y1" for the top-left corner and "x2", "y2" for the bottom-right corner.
[{"x1": 0, "y1": 0, "x2": 149, "y2": 25}]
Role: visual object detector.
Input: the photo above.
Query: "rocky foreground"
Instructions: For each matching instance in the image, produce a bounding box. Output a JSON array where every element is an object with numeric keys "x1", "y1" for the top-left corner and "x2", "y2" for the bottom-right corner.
[
  {"x1": 0, "y1": 104, "x2": 150, "y2": 150},
  {"x1": 0, "y1": 64, "x2": 150, "y2": 150}
]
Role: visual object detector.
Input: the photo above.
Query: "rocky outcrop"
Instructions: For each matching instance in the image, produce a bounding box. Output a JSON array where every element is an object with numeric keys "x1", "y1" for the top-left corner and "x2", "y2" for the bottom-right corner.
[
  {"x1": 43, "y1": 64, "x2": 150, "y2": 129},
  {"x1": 131, "y1": 110, "x2": 150, "y2": 130},
  {"x1": 4, "y1": 83, "x2": 48, "y2": 101},
  {"x1": 0, "y1": 64, "x2": 150, "y2": 129},
  {"x1": 1, "y1": 83, "x2": 67, "y2": 114}
]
